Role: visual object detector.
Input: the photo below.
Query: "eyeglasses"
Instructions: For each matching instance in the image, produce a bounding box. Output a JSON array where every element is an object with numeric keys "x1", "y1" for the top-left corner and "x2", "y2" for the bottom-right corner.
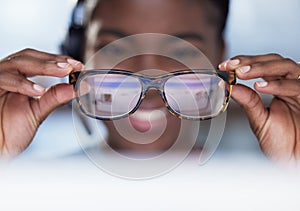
[{"x1": 69, "y1": 69, "x2": 236, "y2": 121}]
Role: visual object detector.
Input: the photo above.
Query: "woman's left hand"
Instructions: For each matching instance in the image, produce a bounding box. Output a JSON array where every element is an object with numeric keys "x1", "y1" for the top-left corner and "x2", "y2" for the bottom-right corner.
[{"x1": 219, "y1": 54, "x2": 300, "y2": 166}]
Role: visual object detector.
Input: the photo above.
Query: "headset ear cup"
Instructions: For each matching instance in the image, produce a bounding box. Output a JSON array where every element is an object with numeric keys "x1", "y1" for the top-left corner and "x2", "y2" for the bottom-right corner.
[
  {"x1": 61, "y1": 26, "x2": 85, "y2": 61},
  {"x1": 61, "y1": 0, "x2": 86, "y2": 61}
]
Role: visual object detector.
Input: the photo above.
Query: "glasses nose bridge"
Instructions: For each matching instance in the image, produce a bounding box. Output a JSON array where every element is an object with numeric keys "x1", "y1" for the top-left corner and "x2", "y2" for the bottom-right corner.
[{"x1": 141, "y1": 77, "x2": 165, "y2": 92}]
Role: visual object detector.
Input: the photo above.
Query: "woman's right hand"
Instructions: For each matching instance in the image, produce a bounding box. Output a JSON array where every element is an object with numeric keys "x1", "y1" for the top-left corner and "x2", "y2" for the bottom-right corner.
[{"x1": 0, "y1": 49, "x2": 84, "y2": 157}]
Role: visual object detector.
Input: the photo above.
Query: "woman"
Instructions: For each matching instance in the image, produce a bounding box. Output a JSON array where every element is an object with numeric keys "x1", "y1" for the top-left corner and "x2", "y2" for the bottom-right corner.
[{"x1": 0, "y1": 0, "x2": 299, "y2": 166}]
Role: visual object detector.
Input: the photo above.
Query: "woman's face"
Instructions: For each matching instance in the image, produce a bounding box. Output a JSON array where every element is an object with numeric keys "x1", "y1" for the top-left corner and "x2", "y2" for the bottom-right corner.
[{"x1": 84, "y1": 0, "x2": 224, "y2": 152}]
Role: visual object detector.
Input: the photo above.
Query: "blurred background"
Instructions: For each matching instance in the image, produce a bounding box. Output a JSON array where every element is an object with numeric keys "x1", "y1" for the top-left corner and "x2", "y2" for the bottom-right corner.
[
  {"x1": 0, "y1": 0, "x2": 300, "y2": 158},
  {"x1": 1, "y1": 1, "x2": 300, "y2": 209},
  {"x1": 1, "y1": 0, "x2": 299, "y2": 60}
]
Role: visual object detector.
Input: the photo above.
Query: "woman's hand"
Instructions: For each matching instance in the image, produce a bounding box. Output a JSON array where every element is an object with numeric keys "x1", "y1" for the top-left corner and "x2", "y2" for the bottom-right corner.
[
  {"x1": 219, "y1": 54, "x2": 300, "y2": 165},
  {"x1": 0, "y1": 49, "x2": 83, "y2": 157}
]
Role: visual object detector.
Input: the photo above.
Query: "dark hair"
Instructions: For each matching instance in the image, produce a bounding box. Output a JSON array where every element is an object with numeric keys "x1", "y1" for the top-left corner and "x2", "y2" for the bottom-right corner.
[
  {"x1": 61, "y1": 0, "x2": 230, "y2": 61},
  {"x1": 210, "y1": 0, "x2": 230, "y2": 36}
]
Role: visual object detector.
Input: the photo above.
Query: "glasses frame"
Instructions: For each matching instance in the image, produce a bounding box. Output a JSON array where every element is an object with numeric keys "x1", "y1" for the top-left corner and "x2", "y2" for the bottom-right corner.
[{"x1": 69, "y1": 69, "x2": 236, "y2": 121}]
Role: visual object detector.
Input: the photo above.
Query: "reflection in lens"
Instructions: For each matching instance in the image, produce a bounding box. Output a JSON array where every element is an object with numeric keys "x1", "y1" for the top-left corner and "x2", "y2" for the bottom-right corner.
[
  {"x1": 164, "y1": 74, "x2": 226, "y2": 118},
  {"x1": 73, "y1": 34, "x2": 229, "y2": 179},
  {"x1": 78, "y1": 73, "x2": 142, "y2": 119}
]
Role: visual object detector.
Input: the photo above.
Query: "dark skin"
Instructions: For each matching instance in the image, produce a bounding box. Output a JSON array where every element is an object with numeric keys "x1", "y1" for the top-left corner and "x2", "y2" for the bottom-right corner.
[
  {"x1": 84, "y1": 0, "x2": 224, "y2": 152},
  {"x1": 0, "y1": 0, "x2": 299, "y2": 165},
  {"x1": 0, "y1": 49, "x2": 84, "y2": 156},
  {"x1": 219, "y1": 55, "x2": 300, "y2": 164}
]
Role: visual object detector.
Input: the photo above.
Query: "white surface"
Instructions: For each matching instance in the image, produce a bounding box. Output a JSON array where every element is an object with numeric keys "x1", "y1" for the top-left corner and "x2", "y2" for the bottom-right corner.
[{"x1": 1, "y1": 154, "x2": 300, "y2": 211}]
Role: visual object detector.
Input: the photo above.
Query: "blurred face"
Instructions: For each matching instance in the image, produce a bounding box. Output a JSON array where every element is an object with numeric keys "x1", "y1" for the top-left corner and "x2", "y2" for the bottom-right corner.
[{"x1": 83, "y1": 0, "x2": 225, "y2": 153}]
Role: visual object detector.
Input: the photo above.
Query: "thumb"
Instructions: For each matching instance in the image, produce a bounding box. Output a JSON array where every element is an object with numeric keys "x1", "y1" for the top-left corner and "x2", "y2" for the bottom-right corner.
[
  {"x1": 31, "y1": 84, "x2": 75, "y2": 124},
  {"x1": 231, "y1": 84, "x2": 269, "y2": 137}
]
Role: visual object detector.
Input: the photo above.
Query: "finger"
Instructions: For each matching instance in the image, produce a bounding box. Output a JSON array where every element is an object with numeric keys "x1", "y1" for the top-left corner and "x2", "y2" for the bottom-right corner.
[
  {"x1": 1, "y1": 49, "x2": 84, "y2": 72},
  {"x1": 2, "y1": 48, "x2": 83, "y2": 67},
  {"x1": 231, "y1": 84, "x2": 268, "y2": 136},
  {"x1": 235, "y1": 59, "x2": 300, "y2": 81},
  {"x1": 0, "y1": 55, "x2": 76, "y2": 77},
  {"x1": 219, "y1": 53, "x2": 283, "y2": 71},
  {"x1": 31, "y1": 84, "x2": 75, "y2": 124},
  {"x1": 0, "y1": 71, "x2": 45, "y2": 96},
  {"x1": 2, "y1": 48, "x2": 69, "y2": 61},
  {"x1": 254, "y1": 79, "x2": 300, "y2": 97}
]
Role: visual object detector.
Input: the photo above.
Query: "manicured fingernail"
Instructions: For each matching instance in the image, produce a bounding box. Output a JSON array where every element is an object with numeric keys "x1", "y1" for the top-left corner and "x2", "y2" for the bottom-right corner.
[
  {"x1": 57, "y1": 62, "x2": 71, "y2": 69},
  {"x1": 218, "y1": 60, "x2": 229, "y2": 69},
  {"x1": 238, "y1": 65, "x2": 251, "y2": 74},
  {"x1": 67, "y1": 59, "x2": 82, "y2": 67},
  {"x1": 80, "y1": 64, "x2": 85, "y2": 70},
  {"x1": 33, "y1": 84, "x2": 45, "y2": 92},
  {"x1": 256, "y1": 81, "x2": 268, "y2": 88},
  {"x1": 228, "y1": 59, "x2": 240, "y2": 66},
  {"x1": 219, "y1": 59, "x2": 240, "y2": 69}
]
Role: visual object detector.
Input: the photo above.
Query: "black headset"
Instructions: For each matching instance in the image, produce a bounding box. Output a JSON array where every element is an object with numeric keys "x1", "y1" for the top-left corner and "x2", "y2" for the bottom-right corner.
[
  {"x1": 61, "y1": 0, "x2": 86, "y2": 61},
  {"x1": 61, "y1": 0, "x2": 94, "y2": 133}
]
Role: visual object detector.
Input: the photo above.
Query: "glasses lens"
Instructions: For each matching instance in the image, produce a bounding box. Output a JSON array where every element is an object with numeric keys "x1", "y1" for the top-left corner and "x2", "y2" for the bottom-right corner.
[
  {"x1": 164, "y1": 73, "x2": 226, "y2": 118},
  {"x1": 78, "y1": 73, "x2": 142, "y2": 119}
]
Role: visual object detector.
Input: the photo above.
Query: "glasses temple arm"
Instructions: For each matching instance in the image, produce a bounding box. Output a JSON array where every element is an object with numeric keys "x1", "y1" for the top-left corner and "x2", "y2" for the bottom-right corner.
[
  {"x1": 69, "y1": 71, "x2": 81, "y2": 87},
  {"x1": 216, "y1": 70, "x2": 236, "y2": 85}
]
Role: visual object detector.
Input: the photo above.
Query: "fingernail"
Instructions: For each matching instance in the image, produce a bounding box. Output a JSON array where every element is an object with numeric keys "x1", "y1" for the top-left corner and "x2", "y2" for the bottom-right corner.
[
  {"x1": 57, "y1": 62, "x2": 71, "y2": 69},
  {"x1": 67, "y1": 59, "x2": 82, "y2": 67},
  {"x1": 33, "y1": 84, "x2": 45, "y2": 92},
  {"x1": 238, "y1": 65, "x2": 251, "y2": 74},
  {"x1": 218, "y1": 60, "x2": 229, "y2": 69},
  {"x1": 256, "y1": 81, "x2": 268, "y2": 88},
  {"x1": 228, "y1": 59, "x2": 240, "y2": 67}
]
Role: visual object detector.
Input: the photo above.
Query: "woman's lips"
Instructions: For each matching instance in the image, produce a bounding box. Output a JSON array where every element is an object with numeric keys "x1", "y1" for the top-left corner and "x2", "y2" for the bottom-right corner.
[{"x1": 129, "y1": 108, "x2": 168, "y2": 132}]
